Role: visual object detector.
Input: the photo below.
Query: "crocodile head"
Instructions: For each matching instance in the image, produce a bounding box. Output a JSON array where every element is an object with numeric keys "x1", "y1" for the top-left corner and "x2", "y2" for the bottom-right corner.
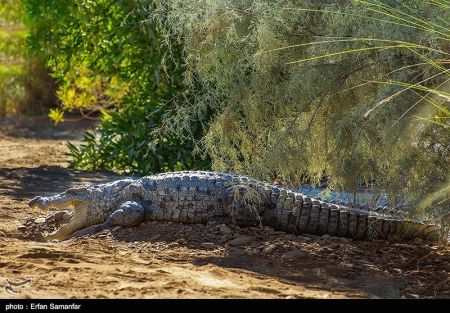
[{"x1": 28, "y1": 179, "x2": 134, "y2": 241}]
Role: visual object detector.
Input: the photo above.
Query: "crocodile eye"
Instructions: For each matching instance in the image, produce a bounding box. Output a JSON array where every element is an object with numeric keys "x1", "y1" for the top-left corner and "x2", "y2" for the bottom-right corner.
[{"x1": 112, "y1": 187, "x2": 122, "y2": 193}]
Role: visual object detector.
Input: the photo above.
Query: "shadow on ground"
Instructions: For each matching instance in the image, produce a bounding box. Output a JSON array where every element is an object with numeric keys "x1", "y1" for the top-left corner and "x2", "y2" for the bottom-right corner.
[
  {"x1": 0, "y1": 115, "x2": 97, "y2": 140},
  {"x1": 0, "y1": 166, "x2": 126, "y2": 200}
]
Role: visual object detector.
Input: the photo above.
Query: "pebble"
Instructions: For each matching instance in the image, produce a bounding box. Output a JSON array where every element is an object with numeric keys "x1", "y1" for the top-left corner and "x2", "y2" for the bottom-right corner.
[
  {"x1": 229, "y1": 236, "x2": 256, "y2": 247},
  {"x1": 281, "y1": 250, "x2": 307, "y2": 261},
  {"x1": 219, "y1": 225, "x2": 233, "y2": 235},
  {"x1": 393, "y1": 268, "x2": 402, "y2": 274},
  {"x1": 341, "y1": 262, "x2": 356, "y2": 269},
  {"x1": 111, "y1": 226, "x2": 122, "y2": 232},
  {"x1": 62, "y1": 213, "x2": 72, "y2": 222},
  {"x1": 17, "y1": 225, "x2": 26, "y2": 231},
  {"x1": 201, "y1": 242, "x2": 215, "y2": 249},
  {"x1": 262, "y1": 245, "x2": 277, "y2": 255},
  {"x1": 263, "y1": 226, "x2": 274, "y2": 234},
  {"x1": 34, "y1": 217, "x2": 46, "y2": 224},
  {"x1": 149, "y1": 234, "x2": 161, "y2": 241},
  {"x1": 393, "y1": 243, "x2": 415, "y2": 249},
  {"x1": 339, "y1": 238, "x2": 353, "y2": 243},
  {"x1": 53, "y1": 211, "x2": 68, "y2": 221},
  {"x1": 297, "y1": 235, "x2": 312, "y2": 242}
]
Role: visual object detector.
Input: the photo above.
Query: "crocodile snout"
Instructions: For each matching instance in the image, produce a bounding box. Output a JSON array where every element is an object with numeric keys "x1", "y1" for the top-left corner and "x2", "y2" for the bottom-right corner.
[{"x1": 28, "y1": 196, "x2": 44, "y2": 208}]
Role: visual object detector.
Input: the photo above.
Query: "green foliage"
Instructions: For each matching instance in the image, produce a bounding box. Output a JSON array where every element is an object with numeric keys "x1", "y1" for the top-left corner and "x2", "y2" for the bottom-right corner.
[
  {"x1": 0, "y1": 0, "x2": 56, "y2": 115},
  {"x1": 24, "y1": 0, "x2": 210, "y2": 174},
  {"x1": 67, "y1": 100, "x2": 209, "y2": 175},
  {"x1": 154, "y1": 0, "x2": 449, "y2": 216}
]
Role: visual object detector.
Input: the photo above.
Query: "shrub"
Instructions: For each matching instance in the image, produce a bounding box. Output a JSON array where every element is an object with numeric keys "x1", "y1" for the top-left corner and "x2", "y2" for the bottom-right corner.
[
  {"x1": 153, "y1": 0, "x2": 449, "y2": 216},
  {"x1": 0, "y1": 0, "x2": 56, "y2": 116},
  {"x1": 24, "y1": 0, "x2": 210, "y2": 174}
]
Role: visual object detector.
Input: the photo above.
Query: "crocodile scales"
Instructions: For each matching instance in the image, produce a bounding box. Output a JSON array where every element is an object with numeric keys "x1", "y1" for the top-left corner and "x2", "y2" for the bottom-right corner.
[{"x1": 28, "y1": 171, "x2": 441, "y2": 241}]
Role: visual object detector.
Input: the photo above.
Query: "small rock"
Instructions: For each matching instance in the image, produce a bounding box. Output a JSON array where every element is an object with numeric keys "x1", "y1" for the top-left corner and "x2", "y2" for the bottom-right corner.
[
  {"x1": 281, "y1": 250, "x2": 307, "y2": 261},
  {"x1": 262, "y1": 245, "x2": 277, "y2": 255},
  {"x1": 219, "y1": 225, "x2": 233, "y2": 235},
  {"x1": 321, "y1": 234, "x2": 331, "y2": 240},
  {"x1": 176, "y1": 238, "x2": 187, "y2": 245},
  {"x1": 149, "y1": 234, "x2": 161, "y2": 241},
  {"x1": 393, "y1": 268, "x2": 402, "y2": 274},
  {"x1": 410, "y1": 294, "x2": 420, "y2": 299},
  {"x1": 393, "y1": 243, "x2": 415, "y2": 249},
  {"x1": 17, "y1": 225, "x2": 26, "y2": 231},
  {"x1": 284, "y1": 295, "x2": 296, "y2": 299},
  {"x1": 111, "y1": 226, "x2": 122, "y2": 232},
  {"x1": 229, "y1": 236, "x2": 256, "y2": 247},
  {"x1": 232, "y1": 233, "x2": 246, "y2": 238},
  {"x1": 34, "y1": 217, "x2": 46, "y2": 224},
  {"x1": 342, "y1": 262, "x2": 356, "y2": 269},
  {"x1": 263, "y1": 226, "x2": 274, "y2": 234},
  {"x1": 201, "y1": 242, "x2": 215, "y2": 249},
  {"x1": 62, "y1": 213, "x2": 72, "y2": 222},
  {"x1": 339, "y1": 238, "x2": 353, "y2": 243},
  {"x1": 53, "y1": 211, "x2": 68, "y2": 221},
  {"x1": 297, "y1": 235, "x2": 313, "y2": 242}
]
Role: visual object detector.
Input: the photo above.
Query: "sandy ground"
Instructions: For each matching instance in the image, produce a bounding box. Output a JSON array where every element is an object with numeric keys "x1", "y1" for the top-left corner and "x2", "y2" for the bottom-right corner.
[{"x1": 0, "y1": 116, "x2": 449, "y2": 299}]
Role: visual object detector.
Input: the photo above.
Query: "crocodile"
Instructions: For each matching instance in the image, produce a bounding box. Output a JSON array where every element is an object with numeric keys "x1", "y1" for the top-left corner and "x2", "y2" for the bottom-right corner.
[{"x1": 28, "y1": 171, "x2": 441, "y2": 241}]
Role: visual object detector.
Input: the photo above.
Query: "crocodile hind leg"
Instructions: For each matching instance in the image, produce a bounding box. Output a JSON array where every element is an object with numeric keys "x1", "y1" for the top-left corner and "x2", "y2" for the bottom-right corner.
[{"x1": 71, "y1": 201, "x2": 145, "y2": 239}]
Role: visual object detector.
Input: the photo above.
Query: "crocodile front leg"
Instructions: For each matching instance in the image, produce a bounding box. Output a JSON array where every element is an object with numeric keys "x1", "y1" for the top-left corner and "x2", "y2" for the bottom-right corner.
[
  {"x1": 71, "y1": 201, "x2": 146, "y2": 239},
  {"x1": 105, "y1": 201, "x2": 145, "y2": 227}
]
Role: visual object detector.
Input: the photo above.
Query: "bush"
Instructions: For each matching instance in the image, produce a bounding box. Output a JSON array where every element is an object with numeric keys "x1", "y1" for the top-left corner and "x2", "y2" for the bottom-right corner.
[
  {"x1": 153, "y1": 0, "x2": 449, "y2": 216},
  {"x1": 24, "y1": 0, "x2": 210, "y2": 174},
  {"x1": 0, "y1": 0, "x2": 56, "y2": 116}
]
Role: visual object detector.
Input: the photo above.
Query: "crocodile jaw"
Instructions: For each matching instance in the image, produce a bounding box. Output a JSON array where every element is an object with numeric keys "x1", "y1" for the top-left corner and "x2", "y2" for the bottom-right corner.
[
  {"x1": 28, "y1": 193, "x2": 86, "y2": 211},
  {"x1": 45, "y1": 203, "x2": 88, "y2": 241}
]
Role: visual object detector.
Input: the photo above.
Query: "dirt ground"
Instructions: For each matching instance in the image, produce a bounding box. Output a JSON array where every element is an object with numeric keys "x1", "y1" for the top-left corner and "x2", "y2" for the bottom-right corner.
[{"x1": 0, "y1": 116, "x2": 449, "y2": 299}]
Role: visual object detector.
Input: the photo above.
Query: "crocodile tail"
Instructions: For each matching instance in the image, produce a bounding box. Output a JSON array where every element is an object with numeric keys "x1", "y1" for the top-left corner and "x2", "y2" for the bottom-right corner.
[{"x1": 265, "y1": 187, "x2": 442, "y2": 241}]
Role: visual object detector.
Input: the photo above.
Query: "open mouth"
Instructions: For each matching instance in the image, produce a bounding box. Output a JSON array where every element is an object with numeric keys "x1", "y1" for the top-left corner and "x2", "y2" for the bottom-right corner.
[{"x1": 28, "y1": 193, "x2": 88, "y2": 241}]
